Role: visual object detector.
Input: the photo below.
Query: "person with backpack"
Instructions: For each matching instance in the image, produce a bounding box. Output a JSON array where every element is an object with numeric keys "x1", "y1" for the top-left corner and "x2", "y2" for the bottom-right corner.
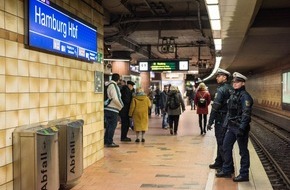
[
  {"x1": 165, "y1": 85, "x2": 185, "y2": 135},
  {"x1": 194, "y1": 83, "x2": 211, "y2": 135},
  {"x1": 104, "y1": 73, "x2": 124, "y2": 148}
]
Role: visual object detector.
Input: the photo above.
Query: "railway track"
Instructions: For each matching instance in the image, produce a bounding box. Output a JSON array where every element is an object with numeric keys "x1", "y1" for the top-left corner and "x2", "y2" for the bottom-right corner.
[{"x1": 250, "y1": 116, "x2": 290, "y2": 190}]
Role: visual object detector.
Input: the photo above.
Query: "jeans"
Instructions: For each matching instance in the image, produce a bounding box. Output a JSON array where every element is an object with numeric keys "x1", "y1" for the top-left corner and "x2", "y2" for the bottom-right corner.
[
  {"x1": 162, "y1": 111, "x2": 168, "y2": 128},
  {"x1": 104, "y1": 110, "x2": 118, "y2": 145},
  {"x1": 222, "y1": 126, "x2": 249, "y2": 176},
  {"x1": 120, "y1": 115, "x2": 130, "y2": 139},
  {"x1": 168, "y1": 115, "x2": 180, "y2": 132}
]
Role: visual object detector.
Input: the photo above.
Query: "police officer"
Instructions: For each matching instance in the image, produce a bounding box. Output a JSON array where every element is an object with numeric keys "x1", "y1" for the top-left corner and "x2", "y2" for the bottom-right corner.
[
  {"x1": 216, "y1": 72, "x2": 253, "y2": 182},
  {"x1": 207, "y1": 69, "x2": 233, "y2": 170}
]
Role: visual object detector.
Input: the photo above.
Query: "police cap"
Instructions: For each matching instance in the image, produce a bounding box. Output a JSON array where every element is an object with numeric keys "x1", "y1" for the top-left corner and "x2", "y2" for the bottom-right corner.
[
  {"x1": 216, "y1": 68, "x2": 231, "y2": 77},
  {"x1": 232, "y1": 72, "x2": 247, "y2": 82},
  {"x1": 127, "y1": 81, "x2": 135, "y2": 86}
]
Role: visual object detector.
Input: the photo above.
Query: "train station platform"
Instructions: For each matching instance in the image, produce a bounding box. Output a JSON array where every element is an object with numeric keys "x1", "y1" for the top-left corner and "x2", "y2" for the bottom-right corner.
[{"x1": 72, "y1": 105, "x2": 273, "y2": 190}]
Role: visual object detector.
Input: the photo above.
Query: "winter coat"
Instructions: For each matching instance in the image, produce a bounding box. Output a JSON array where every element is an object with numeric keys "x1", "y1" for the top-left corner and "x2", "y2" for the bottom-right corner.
[
  {"x1": 129, "y1": 93, "x2": 151, "y2": 132},
  {"x1": 166, "y1": 90, "x2": 185, "y2": 116},
  {"x1": 119, "y1": 85, "x2": 133, "y2": 117},
  {"x1": 104, "y1": 81, "x2": 123, "y2": 113},
  {"x1": 194, "y1": 89, "x2": 211, "y2": 114}
]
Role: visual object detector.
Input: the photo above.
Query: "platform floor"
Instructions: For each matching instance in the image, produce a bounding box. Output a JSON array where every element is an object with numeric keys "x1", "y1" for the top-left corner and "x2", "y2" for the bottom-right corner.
[{"x1": 72, "y1": 106, "x2": 272, "y2": 190}]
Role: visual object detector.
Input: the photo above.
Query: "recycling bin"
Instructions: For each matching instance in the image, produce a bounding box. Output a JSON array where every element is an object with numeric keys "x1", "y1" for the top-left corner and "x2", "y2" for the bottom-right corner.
[
  {"x1": 48, "y1": 119, "x2": 84, "y2": 187},
  {"x1": 13, "y1": 124, "x2": 60, "y2": 190}
]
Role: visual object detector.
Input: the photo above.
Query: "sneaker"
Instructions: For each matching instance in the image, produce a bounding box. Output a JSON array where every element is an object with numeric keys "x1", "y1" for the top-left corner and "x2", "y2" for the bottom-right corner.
[
  {"x1": 135, "y1": 139, "x2": 140, "y2": 143},
  {"x1": 141, "y1": 138, "x2": 145, "y2": 142},
  {"x1": 105, "y1": 142, "x2": 119, "y2": 148}
]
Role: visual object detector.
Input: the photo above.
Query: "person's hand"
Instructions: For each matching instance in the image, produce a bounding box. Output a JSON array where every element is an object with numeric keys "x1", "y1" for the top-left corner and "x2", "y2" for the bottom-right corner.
[
  {"x1": 207, "y1": 124, "x2": 212, "y2": 131},
  {"x1": 237, "y1": 128, "x2": 245, "y2": 137}
]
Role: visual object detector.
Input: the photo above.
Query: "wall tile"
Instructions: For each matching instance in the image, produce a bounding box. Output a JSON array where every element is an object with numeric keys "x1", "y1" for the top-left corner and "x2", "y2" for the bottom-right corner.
[
  {"x1": 18, "y1": 0, "x2": 24, "y2": 18},
  {"x1": 29, "y1": 77, "x2": 40, "y2": 92},
  {"x1": 18, "y1": 109, "x2": 30, "y2": 126},
  {"x1": 48, "y1": 79, "x2": 57, "y2": 92},
  {"x1": 0, "y1": 148, "x2": 5, "y2": 167},
  {"x1": 17, "y1": 17, "x2": 23, "y2": 35},
  {"x1": 29, "y1": 62, "x2": 39, "y2": 77},
  {"x1": 6, "y1": 163, "x2": 12, "y2": 182},
  {"x1": 0, "y1": 164, "x2": 6, "y2": 184},
  {"x1": 56, "y1": 66, "x2": 64, "y2": 79},
  {"x1": 39, "y1": 64, "x2": 49, "y2": 78},
  {"x1": 17, "y1": 44, "x2": 29, "y2": 60},
  {"x1": 5, "y1": 0, "x2": 17, "y2": 15},
  {"x1": 39, "y1": 78, "x2": 48, "y2": 92},
  {"x1": 0, "y1": 94, "x2": 4, "y2": 112},
  {"x1": 30, "y1": 108, "x2": 40, "y2": 123},
  {"x1": 6, "y1": 111, "x2": 18, "y2": 129},
  {"x1": 0, "y1": 130, "x2": 6, "y2": 148},
  {"x1": 48, "y1": 65, "x2": 57, "y2": 79},
  {"x1": 18, "y1": 77, "x2": 29, "y2": 93},
  {"x1": 28, "y1": 50, "x2": 39, "y2": 62},
  {"x1": 5, "y1": 40, "x2": 18, "y2": 59},
  {"x1": 63, "y1": 80, "x2": 70, "y2": 92},
  {"x1": 48, "y1": 93, "x2": 56, "y2": 106},
  {"x1": 56, "y1": 79, "x2": 64, "y2": 92},
  {"x1": 0, "y1": 112, "x2": 5, "y2": 130},
  {"x1": 4, "y1": 13, "x2": 17, "y2": 32},
  {"x1": 0, "y1": 38, "x2": 5, "y2": 56},
  {"x1": 56, "y1": 93, "x2": 64, "y2": 106},
  {"x1": 6, "y1": 76, "x2": 18, "y2": 93},
  {"x1": 6, "y1": 146, "x2": 12, "y2": 164},
  {"x1": 5, "y1": 128, "x2": 13, "y2": 146},
  {"x1": 29, "y1": 93, "x2": 40, "y2": 108},
  {"x1": 48, "y1": 107, "x2": 57, "y2": 121},
  {"x1": 5, "y1": 58, "x2": 17, "y2": 76},
  {"x1": 39, "y1": 107, "x2": 48, "y2": 123},
  {"x1": 18, "y1": 60, "x2": 29, "y2": 76},
  {"x1": 6, "y1": 93, "x2": 18, "y2": 111},
  {"x1": 63, "y1": 68, "x2": 71, "y2": 80},
  {"x1": 18, "y1": 93, "x2": 29, "y2": 109},
  {"x1": 0, "y1": 10, "x2": 5, "y2": 29},
  {"x1": 39, "y1": 93, "x2": 48, "y2": 108}
]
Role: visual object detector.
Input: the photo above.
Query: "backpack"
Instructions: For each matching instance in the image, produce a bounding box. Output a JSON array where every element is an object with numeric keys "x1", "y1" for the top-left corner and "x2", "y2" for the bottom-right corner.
[
  {"x1": 167, "y1": 93, "x2": 180, "y2": 109},
  {"x1": 104, "y1": 83, "x2": 113, "y2": 107},
  {"x1": 197, "y1": 92, "x2": 207, "y2": 107}
]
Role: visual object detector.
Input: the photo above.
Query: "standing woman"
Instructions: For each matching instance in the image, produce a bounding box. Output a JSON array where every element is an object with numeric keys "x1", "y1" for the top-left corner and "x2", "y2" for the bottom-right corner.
[
  {"x1": 166, "y1": 85, "x2": 185, "y2": 135},
  {"x1": 194, "y1": 83, "x2": 211, "y2": 135},
  {"x1": 129, "y1": 87, "x2": 151, "y2": 142}
]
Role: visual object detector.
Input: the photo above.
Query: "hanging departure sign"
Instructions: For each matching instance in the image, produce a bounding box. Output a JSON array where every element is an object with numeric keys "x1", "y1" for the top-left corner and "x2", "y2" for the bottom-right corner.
[{"x1": 138, "y1": 60, "x2": 189, "y2": 72}]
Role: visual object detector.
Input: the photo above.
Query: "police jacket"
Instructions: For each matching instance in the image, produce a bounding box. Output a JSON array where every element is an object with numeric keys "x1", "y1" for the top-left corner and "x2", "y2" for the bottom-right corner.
[
  {"x1": 226, "y1": 86, "x2": 253, "y2": 131},
  {"x1": 208, "y1": 82, "x2": 233, "y2": 125}
]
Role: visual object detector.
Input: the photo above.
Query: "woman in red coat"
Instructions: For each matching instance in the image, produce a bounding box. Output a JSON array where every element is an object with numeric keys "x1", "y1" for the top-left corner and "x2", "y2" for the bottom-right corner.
[{"x1": 194, "y1": 82, "x2": 211, "y2": 135}]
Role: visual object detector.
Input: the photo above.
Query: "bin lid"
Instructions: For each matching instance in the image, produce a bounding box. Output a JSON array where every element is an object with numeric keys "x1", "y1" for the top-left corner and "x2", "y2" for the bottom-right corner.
[{"x1": 36, "y1": 127, "x2": 58, "y2": 136}]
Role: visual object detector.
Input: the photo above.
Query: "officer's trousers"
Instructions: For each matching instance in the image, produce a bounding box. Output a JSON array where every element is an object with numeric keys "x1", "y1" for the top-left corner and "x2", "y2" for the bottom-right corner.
[
  {"x1": 214, "y1": 123, "x2": 226, "y2": 166},
  {"x1": 222, "y1": 126, "x2": 250, "y2": 176}
]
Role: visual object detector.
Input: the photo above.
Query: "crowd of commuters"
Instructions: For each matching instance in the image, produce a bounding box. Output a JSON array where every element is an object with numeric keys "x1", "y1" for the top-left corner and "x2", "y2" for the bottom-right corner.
[{"x1": 104, "y1": 70, "x2": 253, "y2": 182}]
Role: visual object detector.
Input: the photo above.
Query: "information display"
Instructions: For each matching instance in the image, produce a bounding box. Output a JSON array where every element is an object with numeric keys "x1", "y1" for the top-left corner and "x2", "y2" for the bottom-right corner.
[
  {"x1": 138, "y1": 60, "x2": 189, "y2": 72},
  {"x1": 27, "y1": 0, "x2": 98, "y2": 62}
]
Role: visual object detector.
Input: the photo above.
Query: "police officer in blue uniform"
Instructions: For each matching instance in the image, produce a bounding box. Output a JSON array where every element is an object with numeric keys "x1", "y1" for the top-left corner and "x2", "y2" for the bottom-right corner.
[
  {"x1": 216, "y1": 72, "x2": 253, "y2": 182},
  {"x1": 207, "y1": 69, "x2": 233, "y2": 170}
]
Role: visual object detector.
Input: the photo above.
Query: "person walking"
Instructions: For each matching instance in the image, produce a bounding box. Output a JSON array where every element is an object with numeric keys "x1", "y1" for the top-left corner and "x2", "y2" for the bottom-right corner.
[
  {"x1": 160, "y1": 85, "x2": 169, "y2": 129},
  {"x1": 119, "y1": 80, "x2": 135, "y2": 142},
  {"x1": 194, "y1": 83, "x2": 211, "y2": 135},
  {"x1": 104, "y1": 73, "x2": 124, "y2": 148},
  {"x1": 207, "y1": 69, "x2": 233, "y2": 169},
  {"x1": 129, "y1": 87, "x2": 151, "y2": 143},
  {"x1": 166, "y1": 85, "x2": 185, "y2": 135},
  {"x1": 216, "y1": 72, "x2": 253, "y2": 182}
]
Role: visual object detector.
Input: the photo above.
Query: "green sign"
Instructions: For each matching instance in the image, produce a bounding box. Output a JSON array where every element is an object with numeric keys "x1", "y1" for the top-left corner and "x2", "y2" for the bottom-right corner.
[{"x1": 138, "y1": 59, "x2": 189, "y2": 72}]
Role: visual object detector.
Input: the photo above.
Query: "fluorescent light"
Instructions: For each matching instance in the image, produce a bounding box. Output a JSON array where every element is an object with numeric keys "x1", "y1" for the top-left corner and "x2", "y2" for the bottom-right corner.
[
  {"x1": 206, "y1": 0, "x2": 218, "y2": 4},
  {"x1": 214, "y1": 38, "x2": 222, "y2": 50},
  {"x1": 210, "y1": 20, "x2": 221, "y2": 30},
  {"x1": 207, "y1": 5, "x2": 220, "y2": 19},
  {"x1": 104, "y1": 58, "x2": 130, "y2": 62}
]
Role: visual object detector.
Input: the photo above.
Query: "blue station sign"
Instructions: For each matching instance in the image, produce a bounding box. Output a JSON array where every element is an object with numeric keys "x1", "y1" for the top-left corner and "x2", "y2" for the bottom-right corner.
[{"x1": 27, "y1": 0, "x2": 98, "y2": 62}]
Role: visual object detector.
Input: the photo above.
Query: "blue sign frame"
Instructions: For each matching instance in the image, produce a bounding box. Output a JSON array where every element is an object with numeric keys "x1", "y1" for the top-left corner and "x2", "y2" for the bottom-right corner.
[{"x1": 26, "y1": 0, "x2": 98, "y2": 62}]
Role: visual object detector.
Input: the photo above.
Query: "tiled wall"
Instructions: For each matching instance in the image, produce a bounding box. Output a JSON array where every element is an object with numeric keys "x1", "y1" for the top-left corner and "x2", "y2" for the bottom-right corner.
[
  {"x1": 247, "y1": 65, "x2": 290, "y2": 117},
  {"x1": 0, "y1": 0, "x2": 105, "y2": 189}
]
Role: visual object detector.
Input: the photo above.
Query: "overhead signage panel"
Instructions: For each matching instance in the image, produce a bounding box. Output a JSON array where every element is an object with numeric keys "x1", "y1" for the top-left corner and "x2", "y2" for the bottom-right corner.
[
  {"x1": 138, "y1": 60, "x2": 189, "y2": 72},
  {"x1": 27, "y1": 0, "x2": 98, "y2": 62}
]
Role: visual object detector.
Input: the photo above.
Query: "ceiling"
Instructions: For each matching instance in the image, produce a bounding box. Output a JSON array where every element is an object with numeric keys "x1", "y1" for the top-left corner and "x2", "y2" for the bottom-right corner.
[{"x1": 101, "y1": 0, "x2": 290, "y2": 80}]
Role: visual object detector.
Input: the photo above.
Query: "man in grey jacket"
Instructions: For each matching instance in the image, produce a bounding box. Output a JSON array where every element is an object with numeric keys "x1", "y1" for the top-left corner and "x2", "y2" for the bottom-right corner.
[{"x1": 104, "y1": 73, "x2": 124, "y2": 147}]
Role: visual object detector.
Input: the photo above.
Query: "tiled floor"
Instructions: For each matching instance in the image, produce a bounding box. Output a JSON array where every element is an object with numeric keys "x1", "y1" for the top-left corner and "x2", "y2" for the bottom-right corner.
[{"x1": 70, "y1": 106, "x2": 272, "y2": 190}]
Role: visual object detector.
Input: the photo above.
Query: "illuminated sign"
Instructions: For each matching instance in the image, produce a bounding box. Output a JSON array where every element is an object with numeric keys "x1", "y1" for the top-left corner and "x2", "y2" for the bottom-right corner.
[
  {"x1": 26, "y1": 0, "x2": 98, "y2": 62},
  {"x1": 138, "y1": 60, "x2": 189, "y2": 72}
]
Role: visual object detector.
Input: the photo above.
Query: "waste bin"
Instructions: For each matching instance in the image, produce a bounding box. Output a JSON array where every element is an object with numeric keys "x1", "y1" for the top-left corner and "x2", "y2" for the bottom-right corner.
[
  {"x1": 13, "y1": 124, "x2": 60, "y2": 190},
  {"x1": 48, "y1": 119, "x2": 84, "y2": 187}
]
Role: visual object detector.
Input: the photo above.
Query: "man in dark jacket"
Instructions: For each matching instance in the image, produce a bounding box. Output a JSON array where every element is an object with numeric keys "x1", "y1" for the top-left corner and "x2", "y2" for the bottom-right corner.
[
  {"x1": 160, "y1": 85, "x2": 169, "y2": 129},
  {"x1": 119, "y1": 80, "x2": 135, "y2": 141},
  {"x1": 207, "y1": 69, "x2": 233, "y2": 170}
]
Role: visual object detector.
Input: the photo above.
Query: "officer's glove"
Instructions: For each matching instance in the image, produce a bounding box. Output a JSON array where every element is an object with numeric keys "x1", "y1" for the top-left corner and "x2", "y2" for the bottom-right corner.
[
  {"x1": 237, "y1": 128, "x2": 245, "y2": 137},
  {"x1": 207, "y1": 124, "x2": 212, "y2": 131}
]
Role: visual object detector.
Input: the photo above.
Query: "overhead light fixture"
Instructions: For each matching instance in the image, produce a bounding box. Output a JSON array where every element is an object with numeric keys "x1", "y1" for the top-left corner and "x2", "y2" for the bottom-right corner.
[
  {"x1": 210, "y1": 20, "x2": 221, "y2": 30},
  {"x1": 206, "y1": 0, "x2": 218, "y2": 4},
  {"x1": 207, "y1": 5, "x2": 220, "y2": 20}
]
